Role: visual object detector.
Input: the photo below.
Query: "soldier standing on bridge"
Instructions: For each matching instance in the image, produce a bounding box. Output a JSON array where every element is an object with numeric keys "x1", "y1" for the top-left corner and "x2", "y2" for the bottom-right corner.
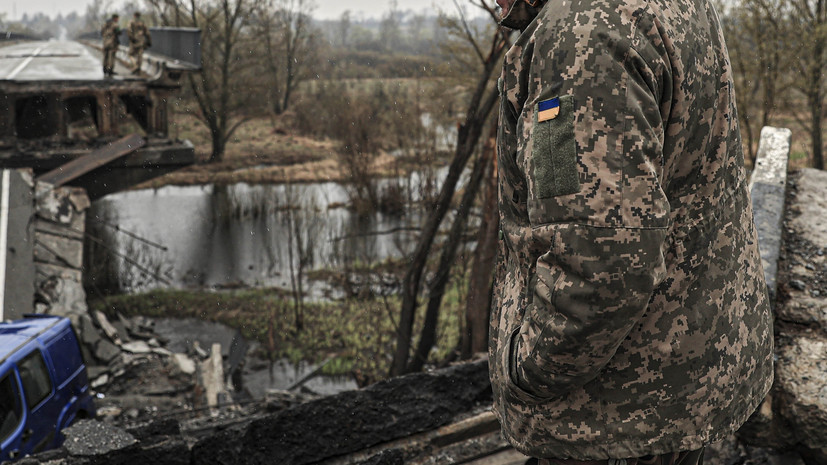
[
  {"x1": 101, "y1": 13, "x2": 121, "y2": 77},
  {"x1": 489, "y1": 0, "x2": 774, "y2": 463},
  {"x1": 128, "y1": 12, "x2": 152, "y2": 75}
]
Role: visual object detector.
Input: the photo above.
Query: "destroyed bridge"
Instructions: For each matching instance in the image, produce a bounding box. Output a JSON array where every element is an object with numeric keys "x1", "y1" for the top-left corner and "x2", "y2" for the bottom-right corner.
[
  {"x1": 0, "y1": 32, "x2": 200, "y2": 324},
  {"x1": 0, "y1": 32, "x2": 199, "y2": 200}
]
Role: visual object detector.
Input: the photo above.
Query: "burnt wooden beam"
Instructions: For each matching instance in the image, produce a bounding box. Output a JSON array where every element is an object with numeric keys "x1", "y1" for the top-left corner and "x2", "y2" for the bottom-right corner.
[
  {"x1": 191, "y1": 360, "x2": 493, "y2": 465},
  {"x1": 35, "y1": 134, "x2": 145, "y2": 187}
]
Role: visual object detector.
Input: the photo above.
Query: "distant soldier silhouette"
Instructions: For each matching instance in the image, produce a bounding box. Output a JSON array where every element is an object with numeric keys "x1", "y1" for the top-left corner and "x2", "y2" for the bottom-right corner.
[
  {"x1": 128, "y1": 12, "x2": 152, "y2": 75},
  {"x1": 101, "y1": 13, "x2": 121, "y2": 77}
]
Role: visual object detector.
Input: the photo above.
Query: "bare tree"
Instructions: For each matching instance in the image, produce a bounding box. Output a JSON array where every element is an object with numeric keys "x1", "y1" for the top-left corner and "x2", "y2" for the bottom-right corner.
[
  {"x1": 257, "y1": 0, "x2": 318, "y2": 115},
  {"x1": 390, "y1": 0, "x2": 513, "y2": 376},
  {"x1": 337, "y1": 10, "x2": 351, "y2": 48},
  {"x1": 724, "y1": 0, "x2": 787, "y2": 164},
  {"x1": 407, "y1": 131, "x2": 494, "y2": 372},
  {"x1": 462, "y1": 123, "x2": 499, "y2": 359},
  {"x1": 145, "y1": 0, "x2": 261, "y2": 162},
  {"x1": 787, "y1": 0, "x2": 827, "y2": 169},
  {"x1": 84, "y1": 0, "x2": 114, "y2": 31},
  {"x1": 379, "y1": 0, "x2": 402, "y2": 52},
  {"x1": 283, "y1": 183, "x2": 316, "y2": 332}
]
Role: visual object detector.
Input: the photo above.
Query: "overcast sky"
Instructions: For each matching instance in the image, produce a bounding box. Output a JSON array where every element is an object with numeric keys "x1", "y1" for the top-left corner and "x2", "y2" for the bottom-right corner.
[{"x1": 1, "y1": 0, "x2": 441, "y2": 21}]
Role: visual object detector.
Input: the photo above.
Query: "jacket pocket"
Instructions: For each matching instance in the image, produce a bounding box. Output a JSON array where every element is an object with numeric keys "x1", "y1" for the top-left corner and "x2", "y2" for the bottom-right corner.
[
  {"x1": 532, "y1": 94, "x2": 580, "y2": 199},
  {"x1": 505, "y1": 327, "x2": 547, "y2": 404}
]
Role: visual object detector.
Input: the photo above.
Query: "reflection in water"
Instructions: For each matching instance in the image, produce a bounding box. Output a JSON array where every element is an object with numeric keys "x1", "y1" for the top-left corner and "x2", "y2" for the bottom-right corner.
[
  {"x1": 151, "y1": 317, "x2": 357, "y2": 396},
  {"x1": 89, "y1": 181, "x2": 424, "y2": 294}
]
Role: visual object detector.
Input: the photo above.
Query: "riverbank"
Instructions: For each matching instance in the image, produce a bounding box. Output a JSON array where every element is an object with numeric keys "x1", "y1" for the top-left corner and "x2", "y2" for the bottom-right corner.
[
  {"x1": 135, "y1": 112, "x2": 446, "y2": 188},
  {"x1": 89, "y1": 274, "x2": 468, "y2": 386}
]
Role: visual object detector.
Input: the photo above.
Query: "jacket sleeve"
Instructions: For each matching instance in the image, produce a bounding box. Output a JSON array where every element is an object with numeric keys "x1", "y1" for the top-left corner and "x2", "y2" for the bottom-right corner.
[{"x1": 510, "y1": 10, "x2": 671, "y2": 399}]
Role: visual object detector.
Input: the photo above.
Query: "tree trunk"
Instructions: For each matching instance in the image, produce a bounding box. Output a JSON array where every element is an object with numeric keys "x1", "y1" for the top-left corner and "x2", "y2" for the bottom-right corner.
[
  {"x1": 462, "y1": 125, "x2": 499, "y2": 359},
  {"x1": 407, "y1": 143, "x2": 492, "y2": 373},
  {"x1": 209, "y1": 124, "x2": 225, "y2": 163},
  {"x1": 811, "y1": 102, "x2": 824, "y2": 169},
  {"x1": 390, "y1": 30, "x2": 510, "y2": 377},
  {"x1": 812, "y1": 0, "x2": 826, "y2": 170}
]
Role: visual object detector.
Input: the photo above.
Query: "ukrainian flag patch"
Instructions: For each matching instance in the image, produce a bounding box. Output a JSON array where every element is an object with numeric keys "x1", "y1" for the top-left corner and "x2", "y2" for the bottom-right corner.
[{"x1": 537, "y1": 97, "x2": 560, "y2": 122}]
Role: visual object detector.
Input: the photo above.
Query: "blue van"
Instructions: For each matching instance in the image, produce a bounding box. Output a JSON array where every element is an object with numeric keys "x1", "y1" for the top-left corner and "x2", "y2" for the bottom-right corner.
[{"x1": 0, "y1": 315, "x2": 95, "y2": 462}]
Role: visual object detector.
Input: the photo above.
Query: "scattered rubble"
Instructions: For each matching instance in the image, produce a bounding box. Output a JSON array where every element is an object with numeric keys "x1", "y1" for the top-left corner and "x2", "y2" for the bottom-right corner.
[{"x1": 61, "y1": 421, "x2": 137, "y2": 456}]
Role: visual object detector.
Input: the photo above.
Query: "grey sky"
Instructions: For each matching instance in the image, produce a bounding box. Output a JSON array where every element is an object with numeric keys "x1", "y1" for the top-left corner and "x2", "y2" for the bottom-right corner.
[{"x1": 1, "y1": 0, "x2": 439, "y2": 21}]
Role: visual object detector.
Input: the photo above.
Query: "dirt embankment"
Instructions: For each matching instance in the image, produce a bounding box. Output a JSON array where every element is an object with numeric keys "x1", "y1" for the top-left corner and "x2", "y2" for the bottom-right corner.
[{"x1": 140, "y1": 115, "x2": 408, "y2": 189}]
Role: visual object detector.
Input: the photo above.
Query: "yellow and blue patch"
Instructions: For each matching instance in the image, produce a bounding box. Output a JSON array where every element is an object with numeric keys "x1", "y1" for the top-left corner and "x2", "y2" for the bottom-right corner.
[{"x1": 537, "y1": 97, "x2": 560, "y2": 122}]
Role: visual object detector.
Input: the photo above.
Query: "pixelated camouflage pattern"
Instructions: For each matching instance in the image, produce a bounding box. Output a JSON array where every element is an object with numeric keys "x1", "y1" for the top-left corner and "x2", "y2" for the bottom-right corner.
[
  {"x1": 101, "y1": 18, "x2": 120, "y2": 50},
  {"x1": 490, "y1": 0, "x2": 774, "y2": 459},
  {"x1": 128, "y1": 18, "x2": 150, "y2": 49}
]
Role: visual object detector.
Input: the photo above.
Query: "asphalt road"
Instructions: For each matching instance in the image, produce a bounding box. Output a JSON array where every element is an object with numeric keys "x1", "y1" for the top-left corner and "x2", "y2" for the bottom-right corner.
[{"x1": 0, "y1": 40, "x2": 105, "y2": 81}]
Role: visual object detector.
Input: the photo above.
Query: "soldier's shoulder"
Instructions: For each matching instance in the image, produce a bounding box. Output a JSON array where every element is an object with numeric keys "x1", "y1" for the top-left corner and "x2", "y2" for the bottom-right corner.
[{"x1": 537, "y1": 0, "x2": 653, "y2": 33}]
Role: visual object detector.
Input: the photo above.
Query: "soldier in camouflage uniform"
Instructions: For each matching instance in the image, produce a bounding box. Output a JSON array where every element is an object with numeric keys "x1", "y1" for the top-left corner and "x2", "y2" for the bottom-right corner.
[
  {"x1": 489, "y1": 0, "x2": 774, "y2": 462},
  {"x1": 101, "y1": 13, "x2": 121, "y2": 77},
  {"x1": 127, "y1": 12, "x2": 152, "y2": 75}
]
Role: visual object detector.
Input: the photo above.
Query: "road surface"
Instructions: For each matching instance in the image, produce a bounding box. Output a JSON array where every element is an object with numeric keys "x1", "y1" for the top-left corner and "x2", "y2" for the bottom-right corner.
[{"x1": 0, "y1": 40, "x2": 112, "y2": 82}]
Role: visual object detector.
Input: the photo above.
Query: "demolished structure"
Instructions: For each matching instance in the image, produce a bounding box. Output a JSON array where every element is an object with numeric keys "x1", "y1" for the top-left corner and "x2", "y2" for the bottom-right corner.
[{"x1": 0, "y1": 35, "x2": 199, "y2": 322}]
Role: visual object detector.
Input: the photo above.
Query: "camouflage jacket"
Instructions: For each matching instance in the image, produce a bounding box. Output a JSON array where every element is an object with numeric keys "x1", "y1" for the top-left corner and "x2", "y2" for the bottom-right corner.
[
  {"x1": 128, "y1": 19, "x2": 151, "y2": 48},
  {"x1": 489, "y1": 0, "x2": 774, "y2": 459},
  {"x1": 101, "y1": 19, "x2": 120, "y2": 50}
]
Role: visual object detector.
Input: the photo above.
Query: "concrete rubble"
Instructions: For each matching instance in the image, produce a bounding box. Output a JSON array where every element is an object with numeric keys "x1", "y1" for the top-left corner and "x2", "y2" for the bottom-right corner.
[{"x1": 739, "y1": 168, "x2": 827, "y2": 465}]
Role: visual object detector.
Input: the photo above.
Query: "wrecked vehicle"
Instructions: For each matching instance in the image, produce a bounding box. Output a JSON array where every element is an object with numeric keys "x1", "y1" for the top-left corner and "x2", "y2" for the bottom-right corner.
[{"x1": 0, "y1": 315, "x2": 95, "y2": 462}]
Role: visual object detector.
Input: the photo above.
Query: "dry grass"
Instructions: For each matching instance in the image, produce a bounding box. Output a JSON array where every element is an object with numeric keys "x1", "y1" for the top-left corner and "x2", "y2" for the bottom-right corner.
[
  {"x1": 139, "y1": 111, "x2": 419, "y2": 189},
  {"x1": 148, "y1": 99, "x2": 820, "y2": 190}
]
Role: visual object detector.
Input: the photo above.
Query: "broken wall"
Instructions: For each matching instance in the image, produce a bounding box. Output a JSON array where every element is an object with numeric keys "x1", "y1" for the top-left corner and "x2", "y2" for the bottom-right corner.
[{"x1": 32, "y1": 179, "x2": 90, "y2": 322}]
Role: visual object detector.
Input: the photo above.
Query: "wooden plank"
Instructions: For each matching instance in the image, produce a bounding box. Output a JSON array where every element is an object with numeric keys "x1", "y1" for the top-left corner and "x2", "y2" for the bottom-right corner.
[{"x1": 35, "y1": 134, "x2": 145, "y2": 187}]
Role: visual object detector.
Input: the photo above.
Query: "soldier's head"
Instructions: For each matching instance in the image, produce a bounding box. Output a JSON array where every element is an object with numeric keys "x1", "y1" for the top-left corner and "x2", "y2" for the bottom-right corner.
[
  {"x1": 112, "y1": 13, "x2": 119, "y2": 20},
  {"x1": 134, "y1": 12, "x2": 141, "y2": 18}
]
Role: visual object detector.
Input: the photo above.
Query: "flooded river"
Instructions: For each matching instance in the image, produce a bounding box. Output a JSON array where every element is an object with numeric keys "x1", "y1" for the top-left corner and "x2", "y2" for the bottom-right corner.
[{"x1": 87, "y1": 179, "x2": 436, "y2": 294}]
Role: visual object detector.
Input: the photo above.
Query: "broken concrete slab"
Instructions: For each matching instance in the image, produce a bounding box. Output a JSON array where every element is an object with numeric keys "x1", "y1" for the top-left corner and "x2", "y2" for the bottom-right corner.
[
  {"x1": 152, "y1": 347, "x2": 174, "y2": 357},
  {"x1": 776, "y1": 334, "x2": 827, "y2": 451},
  {"x1": 80, "y1": 314, "x2": 101, "y2": 347},
  {"x1": 121, "y1": 340, "x2": 152, "y2": 354},
  {"x1": 91, "y1": 373, "x2": 110, "y2": 389},
  {"x1": 94, "y1": 338, "x2": 121, "y2": 363},
  {"x1": 174, "y1": 353, "x2": 196, "y2": 375},
  {"x1": 777, "y1": 294, "x2": 827, "y2": 330},
  {"x1": 95, "y1": 310, "x2": 121, "y2": 345}
]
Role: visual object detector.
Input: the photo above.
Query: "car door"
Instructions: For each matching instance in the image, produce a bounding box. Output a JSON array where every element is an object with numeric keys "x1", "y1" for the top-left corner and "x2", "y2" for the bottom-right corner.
[
  {"x1": 15, "y1": 348, "x2": 59, "y2": 456},
  {"x1": 0, "y1": 370, "x2": 25, "y2": 462}
]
